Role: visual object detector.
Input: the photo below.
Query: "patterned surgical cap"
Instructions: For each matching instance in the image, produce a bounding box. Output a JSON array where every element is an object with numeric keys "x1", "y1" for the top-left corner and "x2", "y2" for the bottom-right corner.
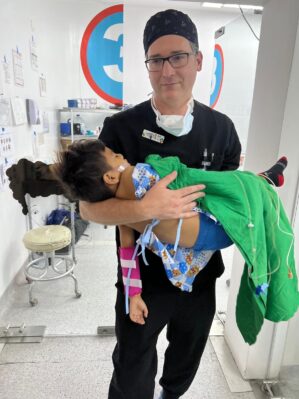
[{"x1": 143, "y1": 9, "x2": 198, "y2": 54}]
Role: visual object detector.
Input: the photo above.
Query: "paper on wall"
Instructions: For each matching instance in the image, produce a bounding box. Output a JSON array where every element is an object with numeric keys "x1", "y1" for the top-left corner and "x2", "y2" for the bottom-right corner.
[
  {"x1": 0, "y1": 130, "x2": 15, "y2": 158},
  {"x1": 0, "y1": 129, "x2": 16, "y2": 192},
  {"x1": 2, "y1": 57, "x2": 11, "y2": 84},
  {"x1": 42, "y1": 111, "x2": 49, "y2": 132},
  {"x1": 39, "y1": 75, "x2": 46, "y2": 97},
  {"x1": 32, "y1": 130, "x2": 38, "y2": 159},
  {"x1": 0, "y1": 156, "x2": 14, "y2": 192},
  {"x1": 11, "y1": 97, "x2": 27, "y2": 125},
  {"x1": 0, "y1": 98, "x2": 11, "y2": 126},
  {"x1": 0, "y1": 65, "x2": 3, "y2": 95},
  {"x1": 26, "y1": 98, "x2": 41, "y2": 125},
  {"x1": 12, "y1": 49, "x2": 24, "y2": 87},
  {"x1": 30, "y1": 35, "x2": 38, "y2": 71}
]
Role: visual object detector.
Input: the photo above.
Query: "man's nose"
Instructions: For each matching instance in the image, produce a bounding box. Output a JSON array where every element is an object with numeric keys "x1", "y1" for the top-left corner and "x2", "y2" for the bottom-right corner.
[{"x1": 161, "y1": 59, "x2": 175, "y2": 76}]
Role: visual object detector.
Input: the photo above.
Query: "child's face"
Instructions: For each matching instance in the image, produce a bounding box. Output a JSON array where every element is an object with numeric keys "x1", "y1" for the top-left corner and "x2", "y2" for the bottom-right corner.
[{"x1": 103, "y1": 147, "x2": 130, "y2": 171}]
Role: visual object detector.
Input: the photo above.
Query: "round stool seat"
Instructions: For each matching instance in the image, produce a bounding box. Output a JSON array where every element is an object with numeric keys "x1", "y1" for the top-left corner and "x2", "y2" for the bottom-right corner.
[{"x1": 23, "y1": 225, "x2": 71, "y2": 252}]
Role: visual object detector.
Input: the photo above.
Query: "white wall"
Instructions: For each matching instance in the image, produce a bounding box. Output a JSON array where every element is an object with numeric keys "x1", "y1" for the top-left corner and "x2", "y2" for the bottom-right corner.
[
  {"x1": 0, "y1": 0, "x2": 241, "y2": 299},
  {"x1": 0, "y1": 0, "x2": 110, "y2": 299},
  {"x1": 280, "y1": 15, "x2": 299, "y2": 367},
  {"x1": 213, "y1": 14, "x2": 262, "y2": 153},
  {"x1": 225, "y1": 0, "x2": 299, "y2": 378},
  {"x1": 123, "y1": 4, "x2": 239, "y2": 106}
]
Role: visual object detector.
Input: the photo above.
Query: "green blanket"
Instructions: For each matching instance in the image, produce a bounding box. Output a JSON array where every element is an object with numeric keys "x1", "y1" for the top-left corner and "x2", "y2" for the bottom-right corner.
[{"x1": 146, "y1": 154, "x2": 299, "y2": 345}]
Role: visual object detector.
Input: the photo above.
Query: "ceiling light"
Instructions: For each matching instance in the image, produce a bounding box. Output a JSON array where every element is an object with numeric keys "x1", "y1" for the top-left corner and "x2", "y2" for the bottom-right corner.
[
  {"x1": 223, "y1": 4, "x2": 263, "y2": 10},
  {"x1": 202, "y1": 2, "x2": 224, "y2": 8},
  {"x1": 222, "y1": 3, "x2": 239, "y2": 8},
  {"x1": 240, "y1": 5, "x2": 263, "y2": 10}
]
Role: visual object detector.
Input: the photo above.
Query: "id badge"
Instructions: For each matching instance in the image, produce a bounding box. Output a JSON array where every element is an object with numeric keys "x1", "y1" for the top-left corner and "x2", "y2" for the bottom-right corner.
[{"x1": 142, "y1": 129, "x2": 165, "y2": 144}]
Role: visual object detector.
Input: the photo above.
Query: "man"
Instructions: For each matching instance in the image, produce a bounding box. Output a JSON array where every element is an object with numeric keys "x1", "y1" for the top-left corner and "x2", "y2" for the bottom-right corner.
[{"x1": 80, "y1": 9, "x2": 241, "y2": 399}]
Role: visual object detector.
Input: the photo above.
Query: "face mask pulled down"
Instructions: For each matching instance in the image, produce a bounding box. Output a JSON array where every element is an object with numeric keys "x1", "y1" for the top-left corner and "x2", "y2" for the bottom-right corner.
[{"x1": 152, "y1": 99, "x2": 194, "y2": 137}]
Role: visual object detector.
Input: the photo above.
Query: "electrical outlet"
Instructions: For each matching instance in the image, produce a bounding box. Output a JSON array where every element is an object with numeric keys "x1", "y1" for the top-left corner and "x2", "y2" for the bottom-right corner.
[{"x1": 31, "y1": 203, "x2": 41, "y2": 215}]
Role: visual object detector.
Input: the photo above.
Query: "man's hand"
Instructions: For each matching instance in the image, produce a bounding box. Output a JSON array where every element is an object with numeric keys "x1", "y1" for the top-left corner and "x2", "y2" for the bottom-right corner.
[
  {"x1": 130, "y1": 294, "x2": 148, "y2": 325},
  {"x1": 79, "y1": 171, "x2": 205, "y2": 225},
  {"x1": 140, "y1": 171, "x2": 205, "y2": 220}
]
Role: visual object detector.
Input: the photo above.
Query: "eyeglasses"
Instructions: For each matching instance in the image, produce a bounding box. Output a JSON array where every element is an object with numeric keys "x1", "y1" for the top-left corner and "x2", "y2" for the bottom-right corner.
[{"x1": 145, "y1": 52, "x2": 194, "y2": 72}]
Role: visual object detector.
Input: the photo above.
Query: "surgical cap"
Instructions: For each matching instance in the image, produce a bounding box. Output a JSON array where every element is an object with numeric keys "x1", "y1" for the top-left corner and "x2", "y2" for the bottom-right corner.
[{"x1": 143, "y1": 9, "x2": 198, "y2": 54}]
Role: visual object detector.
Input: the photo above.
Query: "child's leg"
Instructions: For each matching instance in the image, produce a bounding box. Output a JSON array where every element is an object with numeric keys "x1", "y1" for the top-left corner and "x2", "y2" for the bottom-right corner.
[
  {"x1": 193, "y1": 157, "x2": 289, "y2": 252},
  {"x1": 259, "y1": 156, "x2": 288, "y2": 187},
  {"x1": 193, "y1": 212, "x2": 233, "y2": 252}
]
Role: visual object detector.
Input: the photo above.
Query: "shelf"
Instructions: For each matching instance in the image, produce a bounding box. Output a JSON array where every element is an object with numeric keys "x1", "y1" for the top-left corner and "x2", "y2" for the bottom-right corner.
[
  {"x1": 61, "y1": 135, "x2": 98, "y2": 140},
  {"x1": 58, "y1": 108, "x2": 120, "y2": 114},
  {"x1": 58, "y1": 107, "x2": 119, "y2": 141}
]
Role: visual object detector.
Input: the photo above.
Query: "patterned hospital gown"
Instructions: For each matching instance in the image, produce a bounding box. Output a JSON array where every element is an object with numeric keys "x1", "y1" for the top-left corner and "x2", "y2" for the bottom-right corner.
[{"x1": 132, "y1": 163, "x2": 214, "y2": 292}]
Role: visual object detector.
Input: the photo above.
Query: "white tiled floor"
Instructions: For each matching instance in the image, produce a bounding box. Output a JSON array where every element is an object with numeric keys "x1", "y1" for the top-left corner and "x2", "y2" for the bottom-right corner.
[
  {"x1": 0, "y1": 335, "x2": 257, "y2": 399},
  {"x1": 0, "y1": 223, "x2": 257, "y2": 399}
]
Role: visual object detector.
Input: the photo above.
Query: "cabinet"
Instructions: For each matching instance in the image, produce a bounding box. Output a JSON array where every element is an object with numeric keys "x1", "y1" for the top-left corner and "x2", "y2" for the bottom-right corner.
[{"x1": 58, "y1": 107, "x2": 119, "y2": 149}]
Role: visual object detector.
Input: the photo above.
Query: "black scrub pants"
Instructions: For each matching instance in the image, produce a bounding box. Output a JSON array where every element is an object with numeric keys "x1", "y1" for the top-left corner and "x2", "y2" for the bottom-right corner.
[{"x1": 108, "y1": 280, "x2": 216, "y2": 399}]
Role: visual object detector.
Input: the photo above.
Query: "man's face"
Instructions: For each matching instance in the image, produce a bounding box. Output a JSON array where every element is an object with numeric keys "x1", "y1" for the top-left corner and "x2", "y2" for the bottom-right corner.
[{"x1": 146, "y1": 35, "x2": 202, "y2": 107}]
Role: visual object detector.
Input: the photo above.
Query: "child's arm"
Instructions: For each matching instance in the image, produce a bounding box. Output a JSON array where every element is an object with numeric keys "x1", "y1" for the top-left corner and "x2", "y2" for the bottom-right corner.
[
  {"x1": 129, "y1": 294, "x2": 148, "y2": 325},
  {"x1": 118, "y1": 225, "x2": 148, "y2": 324}
]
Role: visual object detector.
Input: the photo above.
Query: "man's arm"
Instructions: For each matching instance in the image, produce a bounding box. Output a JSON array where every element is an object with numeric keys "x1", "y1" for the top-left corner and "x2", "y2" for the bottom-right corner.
[{"x1": 79, "y1": 171, "x2": 205, "y2": 225}]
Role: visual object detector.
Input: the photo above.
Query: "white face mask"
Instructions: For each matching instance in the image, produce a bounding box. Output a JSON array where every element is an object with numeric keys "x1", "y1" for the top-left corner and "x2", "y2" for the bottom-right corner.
[{"x1": 151, "y1": 99, "x2": 194, "y2": 137}]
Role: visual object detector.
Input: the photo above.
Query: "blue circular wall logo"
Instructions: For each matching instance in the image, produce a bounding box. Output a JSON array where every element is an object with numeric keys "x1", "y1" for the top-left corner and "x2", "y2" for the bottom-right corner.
[
  {"x1": 81, "y1": 5, "x2": 123, "y2": 105},
  {"x1": 210, "y1": 44, "x2": 224, "y2": 109}
]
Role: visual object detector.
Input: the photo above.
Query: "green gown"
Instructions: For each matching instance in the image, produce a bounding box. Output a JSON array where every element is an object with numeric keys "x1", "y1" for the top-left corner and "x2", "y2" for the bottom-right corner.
[{"x1": 146, "y1": 154, "x2": 299, "y2": 345}]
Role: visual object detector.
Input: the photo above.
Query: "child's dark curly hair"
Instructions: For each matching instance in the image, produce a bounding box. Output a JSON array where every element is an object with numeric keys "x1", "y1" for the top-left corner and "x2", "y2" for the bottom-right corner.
[{"x1": 53, "y1": 139, "x2": 114, "y2": 202}]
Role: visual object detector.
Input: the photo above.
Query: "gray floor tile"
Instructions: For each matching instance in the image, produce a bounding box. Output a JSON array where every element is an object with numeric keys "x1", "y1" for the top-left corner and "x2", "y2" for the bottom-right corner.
[
  {"x1": 0, "y1": 336, "x2": 115, "y2": 364},
  {"x1": 0, "y1": 224, "x2": 233, "y2": 336},
  {"x1": 0, "y1": 224, "x2": 118, "y2": 334},
  {"x1": 0, "y1": 223, "x2": 258, "y2": 399},
  {"x1": 0, "y1": 333, "x2": 256, "y2": 399},
  {"x1": 279, "y1": 365, "x2": 299, "y2": 398},
  {"x1": 0, "y1": 360, "x2": 112, "y2": 399}
]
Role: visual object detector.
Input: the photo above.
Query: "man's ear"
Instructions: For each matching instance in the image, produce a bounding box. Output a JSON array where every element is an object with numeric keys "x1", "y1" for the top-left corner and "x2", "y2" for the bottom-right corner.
[
  {"x1": 103, "y1": 170, "x2": 120, "y2": 186},
  {"x1": 196, "y1": 51, "x2": 203, "y2": 72}
]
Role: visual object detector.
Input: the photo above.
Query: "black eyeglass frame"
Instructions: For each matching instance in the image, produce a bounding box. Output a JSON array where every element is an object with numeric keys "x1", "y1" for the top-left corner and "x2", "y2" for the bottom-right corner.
[{"x1": 144, "y1": 52, "x2": 194, "y2": 72}]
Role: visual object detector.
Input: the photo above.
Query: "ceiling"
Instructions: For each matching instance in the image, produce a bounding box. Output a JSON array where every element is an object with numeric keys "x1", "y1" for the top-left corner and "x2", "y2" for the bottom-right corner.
[
  {"x1": 74, "y1": 0, "x2": 269, "y2": 11},
  {"x1": 169, "y1": 0, "x2": 269, "y2": 5},
  {"x1": 115, "y1": 0, "x2": 270, "y2": 10}
]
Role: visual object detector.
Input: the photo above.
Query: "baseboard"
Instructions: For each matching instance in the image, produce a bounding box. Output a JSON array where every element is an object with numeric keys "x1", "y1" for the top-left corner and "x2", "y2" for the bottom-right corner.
[{"x1": 0, "y1": 256, "x2": 30, "y2": 320}]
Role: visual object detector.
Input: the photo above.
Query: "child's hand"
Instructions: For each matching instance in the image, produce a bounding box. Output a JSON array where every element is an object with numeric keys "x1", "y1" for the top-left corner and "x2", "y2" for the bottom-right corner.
[{"x1": 129, "y1": 294, "x2": 148, "y2": 325}]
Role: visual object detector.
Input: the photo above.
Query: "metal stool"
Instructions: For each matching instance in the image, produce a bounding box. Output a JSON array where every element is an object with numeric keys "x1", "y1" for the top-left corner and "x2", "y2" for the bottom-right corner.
[{"x1": 23, "y1": 225, "x2": 81, "y2": 306}]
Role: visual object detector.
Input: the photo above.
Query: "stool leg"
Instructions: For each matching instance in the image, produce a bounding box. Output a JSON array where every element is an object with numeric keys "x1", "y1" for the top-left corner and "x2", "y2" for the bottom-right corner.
[
  {"x1": 51, "y1": 252, "x2": 55, "y2": 269},
  {"x1": 66, "y1": 256, "x2": 70, "y2": 272},
  {"x1": 68, "y1": 264, "x2": 81, "y2": 298},
  {"x1": 28, "y1": 280, "x2": 38, "y2": 306}
]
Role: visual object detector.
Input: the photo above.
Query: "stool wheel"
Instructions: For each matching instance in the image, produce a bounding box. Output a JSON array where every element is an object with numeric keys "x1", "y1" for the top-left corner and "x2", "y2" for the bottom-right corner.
[
  {"x1": 30, "y1": 298, "x2": 38, "y2": 306},
  {"x1": 76, "y1": 291, "x2": 82, "y2": 298}
]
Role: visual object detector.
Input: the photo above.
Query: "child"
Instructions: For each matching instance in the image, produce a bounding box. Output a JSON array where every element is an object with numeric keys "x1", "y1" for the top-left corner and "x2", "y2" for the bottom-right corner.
[{"x1": 53, "y1": 139, "x2": 289, "y2": 325}]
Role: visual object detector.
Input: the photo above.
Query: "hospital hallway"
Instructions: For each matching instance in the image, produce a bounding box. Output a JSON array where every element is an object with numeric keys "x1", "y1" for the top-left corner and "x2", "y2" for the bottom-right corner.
[{"x1": 0, "y1": 223, "x2": 297, "y2": 399}]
